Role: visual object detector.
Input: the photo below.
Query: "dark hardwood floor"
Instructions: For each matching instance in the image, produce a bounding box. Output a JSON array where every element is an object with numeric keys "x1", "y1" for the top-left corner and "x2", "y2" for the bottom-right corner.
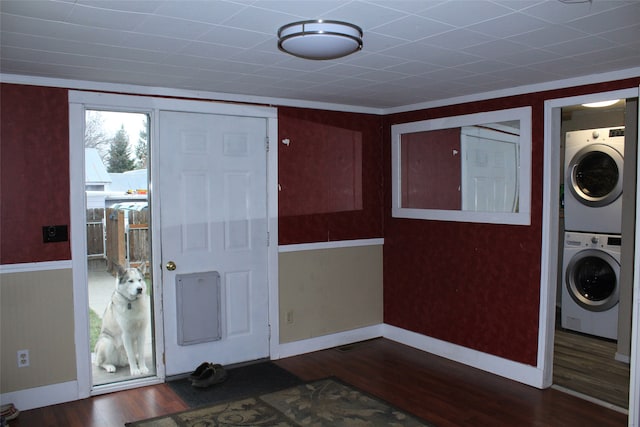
[{"x1": 13, "y1": 338, "x2": 627, "y2": 427}]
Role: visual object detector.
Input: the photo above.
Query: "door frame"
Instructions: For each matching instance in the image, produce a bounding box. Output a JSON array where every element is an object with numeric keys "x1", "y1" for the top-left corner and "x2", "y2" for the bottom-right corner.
[
  {"x1": 69, "y1": 91, "x2": 279, "y2": 398},
  {"x1": 540, "y1": 87, "x2": 639, "y2": 421}
]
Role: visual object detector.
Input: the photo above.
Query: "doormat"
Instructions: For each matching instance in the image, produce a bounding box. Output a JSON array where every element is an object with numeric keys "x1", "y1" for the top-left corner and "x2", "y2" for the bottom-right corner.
[
  {"x1": 128, "y1": 377, "x2": 434, "y2": 426},
  {"x1": 167, "y1": 361, "x2": 303, "y2": 408}
]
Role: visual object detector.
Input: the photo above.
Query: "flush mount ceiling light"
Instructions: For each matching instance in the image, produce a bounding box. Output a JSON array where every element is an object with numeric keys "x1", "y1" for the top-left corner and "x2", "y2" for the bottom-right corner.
[
  {"x1": 582, "y1": 100, "x2": 620, "y2": 108},
  {"x1": 278, "y1": 20, "x2": 363, "y2": 60}
]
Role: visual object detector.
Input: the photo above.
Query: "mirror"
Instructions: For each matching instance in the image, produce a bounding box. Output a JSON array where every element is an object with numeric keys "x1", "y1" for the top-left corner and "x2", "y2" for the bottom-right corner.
[{"x1": 391, "y1": 106, "x2": 532, "y2": 225}]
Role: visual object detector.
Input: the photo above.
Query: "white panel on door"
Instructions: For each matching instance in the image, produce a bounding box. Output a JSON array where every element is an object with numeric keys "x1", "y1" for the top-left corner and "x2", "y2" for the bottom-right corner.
[
  {"x1": 223, "y1": 133, "x2": 249, "y2": 156},
  {"x1": 182, "y1": 131, "x2": 208, "y2": 153},
  {"x1": 225, "y1": 172, "x2": 250, "y2": 251},
  {"x1": 181, "y1": 172, "x2": 209, "y2": 252},
  {"x1": 226, "y1": 271, "x2": 251, "y2": 336}
]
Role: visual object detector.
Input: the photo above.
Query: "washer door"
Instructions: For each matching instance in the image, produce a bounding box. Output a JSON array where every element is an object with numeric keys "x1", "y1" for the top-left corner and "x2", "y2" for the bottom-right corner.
[
  {"x1": 565, "y1": 249, "x2": 620, "y2": 312},
  {"x1": 567, "y1": 143, "x2": 623, "y2": 207}
]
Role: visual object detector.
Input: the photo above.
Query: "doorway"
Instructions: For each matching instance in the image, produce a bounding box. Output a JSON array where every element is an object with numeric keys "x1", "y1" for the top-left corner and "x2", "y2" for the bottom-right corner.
[
  {"x1": 69, "y1": 91, "x2": 279, "y2": 399},
  {"x1": 541, "y1": 89, "x2": 638, "y2": 417}
]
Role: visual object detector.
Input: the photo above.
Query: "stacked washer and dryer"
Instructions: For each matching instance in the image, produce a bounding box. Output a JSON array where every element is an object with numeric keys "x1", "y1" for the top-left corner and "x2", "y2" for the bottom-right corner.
[{"x1": 562, "y1": 127, "x2": 625, "y2": 340}]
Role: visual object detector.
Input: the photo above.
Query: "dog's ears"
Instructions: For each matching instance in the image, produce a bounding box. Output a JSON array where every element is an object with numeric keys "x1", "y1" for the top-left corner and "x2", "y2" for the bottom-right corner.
[{"x1": 117, "y1": 265, "x2": 127, "y2": 280}]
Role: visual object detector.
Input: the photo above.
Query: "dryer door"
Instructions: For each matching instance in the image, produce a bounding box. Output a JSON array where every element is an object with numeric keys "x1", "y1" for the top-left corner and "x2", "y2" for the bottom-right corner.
[
  {"x1": 565, "y1": 249, "x2": 620, "y2": 312},
  {"x1": 567, "y1": 143, "x2": 623, "y2": 207}
]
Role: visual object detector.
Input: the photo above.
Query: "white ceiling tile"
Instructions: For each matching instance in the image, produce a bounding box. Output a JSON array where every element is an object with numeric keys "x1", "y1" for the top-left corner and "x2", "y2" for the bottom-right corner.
[
  {"x1": 76, "y1": 0, "x2": 160, "y2": 13},
  {"x1": 383, "y1": 61, "x2": 442, "y2": 75},
  {"x1": 390, "y1": 42, "x2": 481, "y2": 67},
  {"x1": 598, "y1": 24, "x2": 640, "y2": 46},
  {"x1": 544, "y1": 35, "x2": 615, "y2": 57},
  {"x1": 468, "y1": 13, "x2": 548, "y2": 38},
  {"x1": 219, "y1": 5, "x2": 299, "y2": 34},
  {"x1": 498, "y1": 48, "x2": 562, "y2": 66},
  {"x1": 507, "y1": 24, "x2": 588, "y2": 48},
  {"x1": 371, "y1": 15, "x2": 454, "y2": 40},
  {"x1": 249, "y1": 0, "x2": 347, "y2": 17},
  {"x1": 463, "y1": 39, "x2": 529, "y2": 60},
  {"x1": 327, "y1": 1, "x2": 407, "y2": 30},
  {"x1": 133, "y1": 14, "x2": 214, "y2": 39},
  {"x1": 418, "y1": 1, "x2": 513, "y2": 26},
  {"x1": 520, "y1": 0, "x2": 623, "y2": 24},
  {"x1": 197, "y1": 26, "x2": 273, "y2": 49},
  {"x1": 422, "y1": 29, "x2": 495, "y2": 50},
  {"x1": 565, "y1": 4, "x2": 640, "y2": 34},
  {"x1": 0, "y1": 0, "x2": 74, "y2": 20},
  {"x1": 65, "y1": 4, "x2": 144, "y2": 31},
  {"x1": 177, "y1": 40, "x2": 242, "y2": 59},
  {"x1": 121, "y1": 33, "x2": 193, "y2": 52},
  {"x1": 153, "y1": 1, "x2": 247, "y2": 24}
]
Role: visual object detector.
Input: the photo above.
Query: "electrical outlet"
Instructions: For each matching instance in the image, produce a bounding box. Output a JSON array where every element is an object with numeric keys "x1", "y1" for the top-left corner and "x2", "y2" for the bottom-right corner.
[
  {"x1": 286, "y1": 310, "x2": 294, "y2": 324},
  {"x1": 17, "y1": 349, "x2": 29, "y2": 368}
]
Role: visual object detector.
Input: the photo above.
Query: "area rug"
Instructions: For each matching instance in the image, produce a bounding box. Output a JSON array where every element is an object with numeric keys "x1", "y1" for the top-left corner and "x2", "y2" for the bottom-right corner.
[
  {"x1": 127, "y1": 377, "x2": 434, "y2": 426},
  {"x1": 167, "y1": 361, "x2": 303, "y2": 408}
]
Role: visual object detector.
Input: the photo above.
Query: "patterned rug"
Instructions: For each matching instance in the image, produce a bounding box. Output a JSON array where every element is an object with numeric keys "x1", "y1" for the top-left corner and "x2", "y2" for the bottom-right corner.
[{"x1": 127, "y1": 377, "x2": 434, "y2": 426}]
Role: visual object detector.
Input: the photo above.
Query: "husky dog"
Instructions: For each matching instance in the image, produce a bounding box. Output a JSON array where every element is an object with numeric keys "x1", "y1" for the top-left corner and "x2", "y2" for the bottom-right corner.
[{"x1": 94, "y1": 266, "x2": 150, "y2": 375}]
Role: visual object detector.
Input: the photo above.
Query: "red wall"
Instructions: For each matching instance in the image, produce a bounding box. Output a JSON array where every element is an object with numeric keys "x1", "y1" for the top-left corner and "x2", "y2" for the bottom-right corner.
[
  {"x1": 1, "y1": 84, "x2": 71, "y2": 264},
  {"x1": 278, "y1": 106, "x2": 384, "y2": 244},
  {"x1": 383, "y1": 77, "x2": 640, "y2": 365}
]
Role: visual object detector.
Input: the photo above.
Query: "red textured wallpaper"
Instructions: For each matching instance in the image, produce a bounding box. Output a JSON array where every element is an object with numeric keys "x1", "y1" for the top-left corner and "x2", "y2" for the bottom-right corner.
[
  {"x1": 383, "y1": 77, "x2": 640, "y2": 365},
  {"x1": 1, "y1": 84, "x2": 71, "y2": 264},
  {"x1": 278, "y1": 107, "x2": 383, "y2": 244}
]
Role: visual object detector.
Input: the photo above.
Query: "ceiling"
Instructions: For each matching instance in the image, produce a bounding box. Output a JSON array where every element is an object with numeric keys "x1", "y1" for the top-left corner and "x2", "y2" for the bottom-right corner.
[{"x1": 1, "y1": 0, "x2": 639, "y2": 110}]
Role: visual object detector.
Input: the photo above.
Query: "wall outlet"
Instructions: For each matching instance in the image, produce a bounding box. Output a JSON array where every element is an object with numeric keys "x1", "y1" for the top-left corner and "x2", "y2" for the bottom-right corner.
[
  {"x1": 286, "y1": 310, "x2": 294, "y2": 324},
  {"x1": 17, "y1": 349, "x2": 29, "y2": 367}
]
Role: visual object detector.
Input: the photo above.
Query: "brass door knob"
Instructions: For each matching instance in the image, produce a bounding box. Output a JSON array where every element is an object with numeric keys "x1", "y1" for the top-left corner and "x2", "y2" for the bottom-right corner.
[{"x1": 166, "y1": 261, "x2": 177, "y2": 271}]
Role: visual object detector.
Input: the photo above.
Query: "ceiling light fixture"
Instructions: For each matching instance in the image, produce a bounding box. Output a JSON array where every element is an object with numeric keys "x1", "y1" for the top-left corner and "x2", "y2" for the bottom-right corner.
[
  {"x1": 582, "y1": 100, "x2": 620, "y2": 108},
  {"x1": 277, "y1": 20, "x2": 363, "y2": 60}
]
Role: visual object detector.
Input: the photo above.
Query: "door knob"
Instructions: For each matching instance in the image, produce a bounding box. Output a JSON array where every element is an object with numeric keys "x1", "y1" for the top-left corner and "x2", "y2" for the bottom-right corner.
[{"x1": 166, "y1": 261, "x2": 177, "y2": 271}]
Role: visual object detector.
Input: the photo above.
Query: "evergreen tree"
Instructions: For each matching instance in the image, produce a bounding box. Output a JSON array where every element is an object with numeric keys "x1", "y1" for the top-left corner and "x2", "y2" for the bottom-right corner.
[
  {"x1": 135, "y1": 116, "x2": 149, "y2": 169},
  {"x1": 107, "y1": 125, "x2": 135, "y2": 172}
]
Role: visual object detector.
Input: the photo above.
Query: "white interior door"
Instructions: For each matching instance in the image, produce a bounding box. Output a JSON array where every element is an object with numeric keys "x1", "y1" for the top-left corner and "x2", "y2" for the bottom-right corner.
[{"x1": 159, "y1": 111, "x2": 269, "y2": 376}]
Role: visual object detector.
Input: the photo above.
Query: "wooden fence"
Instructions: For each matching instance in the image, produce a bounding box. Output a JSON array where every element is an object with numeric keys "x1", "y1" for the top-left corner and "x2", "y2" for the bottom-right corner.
[{"x1": 89, "y1": 207, "x2": 149, "y2": 274}]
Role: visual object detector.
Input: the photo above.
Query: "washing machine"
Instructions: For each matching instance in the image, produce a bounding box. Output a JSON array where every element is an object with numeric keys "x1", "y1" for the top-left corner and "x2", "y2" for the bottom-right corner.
[
  {"x1": 561, "y1": 231, "x2": 620, "y2": 340},
  {"x1": 564, "y1": 127, "x2": 625, "y2": 234}
]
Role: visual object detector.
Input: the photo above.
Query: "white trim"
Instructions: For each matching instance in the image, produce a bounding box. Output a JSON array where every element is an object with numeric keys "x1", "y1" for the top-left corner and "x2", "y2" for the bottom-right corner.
[
  {"x1": 90, "y1": 376, "x2": 163, "y2": 397},
  {"x1": 0, "y1": 260, "x2": 72, "y2": 273},
  {"x1": 273, "y1": 325, "x2": 383, "y2": 359},
  {"x1": 551, "y1": 385, "x2": 628, "y2": 414},
  {"x1": 391, "y1": 106, "x2": 532, "y2": 226},
  {"x1": 383, "y1": 324, "x2": 545, "y2": 388},
  {"x1": 278, "y1": 238, "x2": 384, "y2": 253},
  {"x1": 629, "y1": 83, "x2": 640, "y2": 427},
  {"x1": 3, "y1": 73, "x2": 382, "y2": 115},
  {"x1": 0, "y1": 381, "x2": 78, "y2": 411},
  {"x1": 69, "y1": 101, "x2": 92, "y2": 399},
  {"x1": 68, "y1": 91, "x2": 277, "y2": 118},
  {"x1": 3, "y1": 67, "x2": 639, "y2": 116},
  {"x1": 385, "y1": 67, "x2": 640, "y2": 114},
  {"x1": 267, "y1": 115, "x2": 281, "y2": 364}
]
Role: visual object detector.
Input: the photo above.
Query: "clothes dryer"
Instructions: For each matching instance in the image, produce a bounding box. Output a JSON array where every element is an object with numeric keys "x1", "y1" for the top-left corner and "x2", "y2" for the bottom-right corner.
[
  {"x1": 564, "y1": 127, "x2": 624, "y2": 234},
  {"x1": 561, "y1": 232, "x2": 620, "y2": 340}
]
